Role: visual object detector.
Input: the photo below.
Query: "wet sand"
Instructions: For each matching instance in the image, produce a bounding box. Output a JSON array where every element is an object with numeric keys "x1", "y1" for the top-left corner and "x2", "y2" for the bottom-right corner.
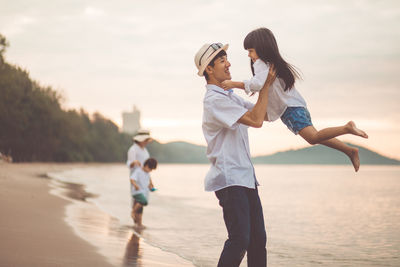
[{"x1": 0, "y1": 163, "x2": 194, "y2": 267}]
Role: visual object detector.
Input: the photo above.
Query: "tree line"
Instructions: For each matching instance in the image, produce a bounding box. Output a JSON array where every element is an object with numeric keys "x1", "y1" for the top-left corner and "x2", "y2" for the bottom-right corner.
[{"x1": 0, "y1": 34, "x2": 133, "y2": 162}]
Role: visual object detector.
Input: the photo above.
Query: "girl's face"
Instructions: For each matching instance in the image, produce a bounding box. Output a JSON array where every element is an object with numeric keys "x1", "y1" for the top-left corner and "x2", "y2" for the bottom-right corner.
[
  {"x1": 247, "y1": 48, "x2": 259, "y2": 63},
  {"x1": 143, "y1": 165, "x2": 153, "y2": 173}
]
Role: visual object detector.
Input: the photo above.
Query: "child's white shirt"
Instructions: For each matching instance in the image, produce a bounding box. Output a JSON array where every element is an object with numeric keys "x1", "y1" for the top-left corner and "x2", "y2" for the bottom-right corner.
[
  {"x1": 130, "y1": 168, "x2": 151, "y2": 199},
  {"x1": 243, "y1": 59, "x2": 307, "y2": 121}
]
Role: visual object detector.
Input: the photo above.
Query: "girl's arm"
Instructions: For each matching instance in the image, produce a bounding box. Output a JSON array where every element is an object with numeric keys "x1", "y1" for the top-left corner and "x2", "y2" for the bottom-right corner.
[
  {"x1": 130, "y1": 179, "x2": 140, "y2": 190},
  {"x1": 221, "y1": 80, "x2": 245, "y2": 90},
  {"x1": 243, "y1": 69, "x2": 269, "y2": 94},
  {"x1": 238, "y1": 67, "x2": 276, "y2": 128},
  {"x1": 148, "y1": 178, "x2": 154, "y2": 189}
]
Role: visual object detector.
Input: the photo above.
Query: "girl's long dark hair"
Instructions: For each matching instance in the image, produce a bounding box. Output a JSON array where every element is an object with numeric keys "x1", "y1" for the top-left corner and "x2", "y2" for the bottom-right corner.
[{"x1": 244, "y1": 27, "x2": 300, "y2": 91}]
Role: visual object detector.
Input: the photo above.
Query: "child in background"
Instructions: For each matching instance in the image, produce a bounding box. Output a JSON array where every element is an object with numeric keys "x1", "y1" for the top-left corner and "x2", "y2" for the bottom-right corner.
[
  {"x1": 222, "y1": 27, "x2": 368, "y2": 172},
  {"x1": 130, "y1": 157, "x2": 158, "y2": 228}
]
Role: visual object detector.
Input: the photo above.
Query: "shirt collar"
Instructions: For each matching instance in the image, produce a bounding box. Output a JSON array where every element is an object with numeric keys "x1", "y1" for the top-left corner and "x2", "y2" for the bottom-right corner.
[{"x1": 206, "y1": 84, "x2": 233, "y2": 95}]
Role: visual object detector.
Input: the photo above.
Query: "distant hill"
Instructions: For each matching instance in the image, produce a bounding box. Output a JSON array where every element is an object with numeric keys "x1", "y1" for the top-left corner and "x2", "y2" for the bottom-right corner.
[
  {"x1": 147, "y1": 141, "x2": 208, "y2": 163},
  {"x1": 147, "y1": 141, "x2": 400, "y2": 165},
  {"x1": 252, "y1": 143, "x2": 400, "y2": 165}
]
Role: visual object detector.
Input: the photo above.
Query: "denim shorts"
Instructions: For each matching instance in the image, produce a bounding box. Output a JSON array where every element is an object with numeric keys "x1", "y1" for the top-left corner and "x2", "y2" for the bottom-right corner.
[{"x1": 280, "y1": 107, "x2": 313, "y2": 135}]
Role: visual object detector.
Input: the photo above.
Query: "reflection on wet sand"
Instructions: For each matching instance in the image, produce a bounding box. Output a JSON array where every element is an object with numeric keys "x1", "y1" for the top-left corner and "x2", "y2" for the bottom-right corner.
[
  {"x1": 51, "y1": 179, "x2": 195, "y2": 267},
  {"x1": 123, "y1": 229, "x2": 142, "y2": 266}
]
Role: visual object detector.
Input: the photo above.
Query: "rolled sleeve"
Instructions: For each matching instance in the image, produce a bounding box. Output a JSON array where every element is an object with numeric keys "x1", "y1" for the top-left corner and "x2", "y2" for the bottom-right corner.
[
  {"x1": 208, "y1": 96, "x2": 248, "y2": 129},
  {"x1": 243, "y1": 80, "x2": 253, "y2": 95},
  {"x1": 243, "y1": 59, "x2": 270, "y2": 94},
  {"x1": 243, "y1": 71, "x2": 268, "y2": 93},
  {"x1": 126, "y1": 147, "x2": 136, "y2": 167},
  {"x1": 243, "y1": 100, "x2": 254, "y2": 111}
]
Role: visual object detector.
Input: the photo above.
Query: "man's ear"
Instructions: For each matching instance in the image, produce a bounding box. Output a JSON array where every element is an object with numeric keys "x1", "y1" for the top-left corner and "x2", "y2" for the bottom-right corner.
[{"x1": 205, "y1": 65, "x2": 213, "y2": 76}]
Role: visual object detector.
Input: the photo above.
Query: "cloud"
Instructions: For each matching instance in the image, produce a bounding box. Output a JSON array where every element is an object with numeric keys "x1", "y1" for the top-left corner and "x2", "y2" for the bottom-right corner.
[
  {"x1": 0, "y1": 15, "x2": 36, "y2": 36},
  {"x1": 83, "y1": 6, "x2": 105, "y2": 17}
]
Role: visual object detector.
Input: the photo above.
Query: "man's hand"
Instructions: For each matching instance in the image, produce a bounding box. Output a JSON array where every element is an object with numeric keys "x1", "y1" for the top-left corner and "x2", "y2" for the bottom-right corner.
[
  {"x1": 237, "y1": 64, "x2": 276, "y2": 128},
  {"x1": 263, "y1": 65, "x2": 276, "y2": 90},
  {"x1": 130, "y1": 160, "x2": 141, "y2": 168},
  {"x1": 221, "y1": 80, "x2": 235, "y2": 90}
]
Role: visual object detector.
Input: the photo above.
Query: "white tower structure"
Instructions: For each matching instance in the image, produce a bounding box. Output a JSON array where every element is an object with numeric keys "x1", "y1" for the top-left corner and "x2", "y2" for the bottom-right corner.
[{"x1": 122, "y1": 106, "x2": 141, "y2": 134}]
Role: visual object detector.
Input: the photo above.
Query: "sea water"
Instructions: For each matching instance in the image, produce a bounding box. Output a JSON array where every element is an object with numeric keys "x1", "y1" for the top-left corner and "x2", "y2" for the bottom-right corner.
[{"x1": 48, "y1": 164, "x2": 400, "y2": 267}]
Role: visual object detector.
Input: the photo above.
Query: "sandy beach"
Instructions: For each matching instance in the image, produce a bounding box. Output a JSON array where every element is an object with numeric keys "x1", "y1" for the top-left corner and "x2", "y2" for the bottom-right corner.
[
  {"x1": 0, "y1": 162, "x2": 114, "y2": 267},
  {"x1": 0, "y1": 162, "x2": 194, "y2": 267}
]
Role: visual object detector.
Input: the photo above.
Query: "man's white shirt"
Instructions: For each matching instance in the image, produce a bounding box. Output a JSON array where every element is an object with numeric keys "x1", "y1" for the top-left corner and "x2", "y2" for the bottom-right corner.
[
  {"x1": 202, "y1": 84, "x2": 258, "y2": 192},
  {"x1": 126, "y1": 143, "x2": 150, "y2": 175}
]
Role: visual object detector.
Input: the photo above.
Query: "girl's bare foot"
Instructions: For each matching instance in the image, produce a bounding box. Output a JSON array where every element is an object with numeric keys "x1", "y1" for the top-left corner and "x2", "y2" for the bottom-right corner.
[
  {"x1": 348, "y1": 147, "x2": 360, "y2": 172},
  {"x1": 346, "y1": 121, "x2": 368, "y2": 138}
]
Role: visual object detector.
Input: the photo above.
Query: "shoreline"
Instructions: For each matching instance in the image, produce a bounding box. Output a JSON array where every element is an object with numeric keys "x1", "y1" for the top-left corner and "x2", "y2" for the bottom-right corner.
[{"x1": 0, "y1": 162, "x2": 195, "y2": 267}]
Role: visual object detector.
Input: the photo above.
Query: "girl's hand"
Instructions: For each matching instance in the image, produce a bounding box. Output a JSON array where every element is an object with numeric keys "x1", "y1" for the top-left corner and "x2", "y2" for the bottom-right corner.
[{"x1": 221, "y1": 80, "x2": 234, "y2": 90}]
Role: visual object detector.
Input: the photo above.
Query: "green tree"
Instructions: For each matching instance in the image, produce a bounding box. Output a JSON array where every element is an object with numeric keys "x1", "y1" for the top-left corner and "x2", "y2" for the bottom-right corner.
[
  {"x1": 0, "y1": 34, "x2": 9, "y2": 64},
  {"x1": 0, "y1": 33, "x2": 132, "y2": 162}
]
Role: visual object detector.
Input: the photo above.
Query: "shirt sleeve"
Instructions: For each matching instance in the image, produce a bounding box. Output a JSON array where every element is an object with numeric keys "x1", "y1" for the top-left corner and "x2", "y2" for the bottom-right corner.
[
  {"x1": 243, "y1": 60, "x2": 270, "y2": 94},
  {"x1": 243, "y1": 99, "x2": 254, "y2": 110},
  {"x1": 126, "y1": 146, "x2": 137, "y2": 167},
  {"x1": 205, "y1": 94, "x2": 248, "y2": 129},
  {"x1": 130, "y1": 169, "x2": 142, "y2": 182}
]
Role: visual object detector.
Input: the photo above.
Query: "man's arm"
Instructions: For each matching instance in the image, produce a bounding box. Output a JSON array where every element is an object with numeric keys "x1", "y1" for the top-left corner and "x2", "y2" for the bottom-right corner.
[
  {"x1": 238, "y1": 67, "x2": 276, "y2": 128},
  {"x1": 130, "y1": 160, "x2": 141, "y2": 169}
]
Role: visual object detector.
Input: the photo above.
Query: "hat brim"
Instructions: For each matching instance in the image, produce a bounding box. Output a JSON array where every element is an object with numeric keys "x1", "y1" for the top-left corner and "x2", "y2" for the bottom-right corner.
[
  {"x1": 197, "y1": 44, "x2": 229, "y2": 77},
  {"x1": 133, "y1": 134, "x2": 151, "y2": 142}
]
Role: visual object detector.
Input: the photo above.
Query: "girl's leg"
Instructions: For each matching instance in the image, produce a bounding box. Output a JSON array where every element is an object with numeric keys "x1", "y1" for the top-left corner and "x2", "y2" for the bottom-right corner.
[
  {"x1": 135, "y1": 212, "x2": 143, "y2": 227},
  {"x1": 320, "y1": 138, "x2": 360, "y2": 172},
  {"x1": 299, "y1": 126, "x2": 361, "y2": 171},
  {"x1": 299, "y1": 126, "x2": 360, "y2": 171},
  {"x1": 133, "y1": 203, "x2": 144, "y2": 226},
  {"x1": 131, "y1": 200, "x2": 137, "y2": 222},
  {"x1": 299, "y1": 121, "x2": 368, "y2": 145}
]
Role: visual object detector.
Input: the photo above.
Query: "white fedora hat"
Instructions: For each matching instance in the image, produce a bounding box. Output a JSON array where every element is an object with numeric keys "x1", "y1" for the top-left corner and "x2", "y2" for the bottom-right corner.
[
  {"x1": 133, "y1": 129, "x2": 151, "y2": 142},
  {"x1": 194, "y1": 43, "x2": 229, "y2": 77}
]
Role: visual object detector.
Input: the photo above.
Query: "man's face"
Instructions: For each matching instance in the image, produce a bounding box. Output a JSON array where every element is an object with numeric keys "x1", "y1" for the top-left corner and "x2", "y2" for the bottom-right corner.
[
  {"x1": 144, "y1": 138, "x2": 153, "y2": 146},
  {"x1": 208, "y1": 55, "x2": 231, "y2": 82}
]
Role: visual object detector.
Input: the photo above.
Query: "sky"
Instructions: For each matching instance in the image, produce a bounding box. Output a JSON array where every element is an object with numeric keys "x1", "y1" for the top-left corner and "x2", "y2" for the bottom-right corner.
[{"x1": 1, "y1": 0, "x2": 400, "y2": 160}]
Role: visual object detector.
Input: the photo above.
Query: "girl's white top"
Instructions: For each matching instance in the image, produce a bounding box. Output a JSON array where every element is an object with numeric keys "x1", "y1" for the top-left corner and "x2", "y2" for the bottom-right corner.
[{"x1": 243, "y1": 59, "x2": 307, "y2": 121}]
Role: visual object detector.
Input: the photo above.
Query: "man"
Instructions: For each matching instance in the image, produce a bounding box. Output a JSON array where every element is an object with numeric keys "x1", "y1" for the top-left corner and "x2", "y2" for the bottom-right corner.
[{"x1": 194, "y1": 43, "x2": 276, "y2": 267}]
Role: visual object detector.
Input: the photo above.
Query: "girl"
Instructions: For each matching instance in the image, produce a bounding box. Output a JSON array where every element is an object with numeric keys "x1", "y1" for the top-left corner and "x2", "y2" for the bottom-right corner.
[{"x1": 221, "y1": 27, "x2": 368, "y2": 172}]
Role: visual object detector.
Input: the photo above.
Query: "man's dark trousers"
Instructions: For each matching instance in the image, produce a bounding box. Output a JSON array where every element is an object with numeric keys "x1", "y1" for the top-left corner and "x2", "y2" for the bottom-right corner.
[{"x1": 215, "y1": 185, "x2": 267, "y2": 267}]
